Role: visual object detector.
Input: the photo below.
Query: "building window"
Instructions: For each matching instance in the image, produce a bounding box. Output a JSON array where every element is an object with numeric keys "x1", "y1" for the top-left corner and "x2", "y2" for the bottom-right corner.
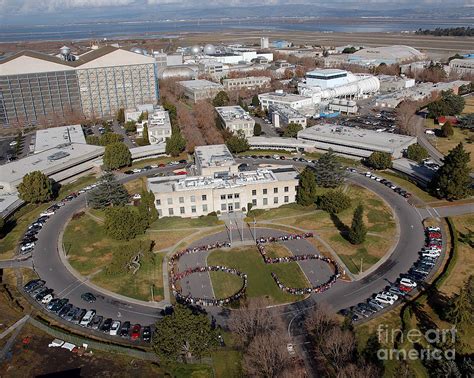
[
  {"x1": 168, "y1": 208, "x2": 174, "y2": 216},
  {"x1": 274, "y1": 187, "x2": 278, "y2": 194},
  {"x1": 158, "y1": 209, "x2": 162, "y2": 217},
  {"x1": 221, "y1": 203, "x2": 227, "y2": 211},
  {"x1": 227, "y1": 194, "x2": 233, "y2": 199},
  {"x1": 274, "y1": 197, "x2": 279, "y2": 204},
  {"x1": 284, "y1": 196, "x2": 289, "y2": 203},
  {"x1": 221, "y1": 195, "x2": 226, "y2": 200},
  {"x1": 234, "y1": 193, "x2": 240, "y2": 199},
  {"x1": 235, "y1": 202, "x2": 240, "y2": 210},
  {"x1": 202, "y1": 204, "x2": 208, "y2": 213},
  {"x1": 263, "y1": 198, "x2": 268, "y2": 205},
  {"x1": 263, "y1": 189, "x2": 267, "y2": 195},
  {"x1": 179, "y1": 197, "x2": 184, "y2": 204},
  {"x1": 284, "y1": 186, "x2": 289, "y2": 192},
  {"x1": 180, "y1": 207, "x2": 185, "y2": 214},
  {"x1": 167, "y1": 198, "x2": 173, "y2": 205},
  {"x1": 202, "y1": 195, "x2": 207, "y2": 201},
  {"x1": 252, "y1": 199, "x2": 257, "y2": 206},
  {"x1": 191, "y1": 206, "x2": 196, "y2": 214},
  {"x1": 190, "y1": 195, "x2": 196, "y2": 203},
  {"x1": 156, "y1": 199, "x2": 161, "y2": 206},
  {"x1": 252, "y1": 189, "x2": 257, "y2": 196}
]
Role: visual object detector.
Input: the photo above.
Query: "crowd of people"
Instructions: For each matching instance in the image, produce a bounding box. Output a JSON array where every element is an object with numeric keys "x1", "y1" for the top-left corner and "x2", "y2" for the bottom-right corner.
[
  {"x1": 168, "y1": 231, "x2": 341, "y2": 306},
  {"x1": 172, "y1": 265, "x2": 248, "y2": 307}
]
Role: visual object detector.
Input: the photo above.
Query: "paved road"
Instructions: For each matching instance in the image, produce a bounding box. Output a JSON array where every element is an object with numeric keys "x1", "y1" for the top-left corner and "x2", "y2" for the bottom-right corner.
[
  {"x1": 8, "y1": 157, "x2": 472, "y2": 333},
  {"x1": 415, "y1": 114, "x2": 444, "y2": 166}
]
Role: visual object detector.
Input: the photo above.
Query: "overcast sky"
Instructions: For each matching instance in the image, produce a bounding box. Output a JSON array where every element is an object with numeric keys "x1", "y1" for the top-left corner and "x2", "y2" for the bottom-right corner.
[{"x1": 1, "y1": 0, "x2": 472, "y2": 15}]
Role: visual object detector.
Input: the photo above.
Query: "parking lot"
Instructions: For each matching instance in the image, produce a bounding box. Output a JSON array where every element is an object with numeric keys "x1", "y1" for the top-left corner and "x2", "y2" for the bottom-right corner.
[{"x1": 317, "y1": 111, "x2": 397, "y2": 133}]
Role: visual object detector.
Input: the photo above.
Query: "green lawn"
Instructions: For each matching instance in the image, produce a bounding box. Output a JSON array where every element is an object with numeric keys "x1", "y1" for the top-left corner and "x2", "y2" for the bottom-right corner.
[
  {"x1": 247, "y1": 203, "x2": 317, "y2": 221},
  {"x1": 207, "y1": 247, "x2": 309, "y2": 304},
  {"x1": 212, "y1": 350, "x2": 242, "y2": 378},
  {"x1": 209, "y1": 271, "x2": 244, "y2": 299},
  {"x1": 149, "y1": 215, "x2": 223, "y2": 230}
]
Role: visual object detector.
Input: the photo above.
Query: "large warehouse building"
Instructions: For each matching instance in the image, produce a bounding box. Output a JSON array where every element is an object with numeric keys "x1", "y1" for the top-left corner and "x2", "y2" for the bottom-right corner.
[
  {"x1": 347, "y1": 45, "x2": 426, "y2": 66},
  {"x1": 0, "y1": 46, "x2": 158, "y2": 127}
]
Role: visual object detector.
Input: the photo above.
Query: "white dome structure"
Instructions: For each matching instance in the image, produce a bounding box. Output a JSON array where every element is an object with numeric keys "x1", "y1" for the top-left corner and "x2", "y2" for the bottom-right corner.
[
  {"x1": 190, "y1": 45, "x2": 201, "y2": 55},
  {"x1": 130, "y1": 47, "x2": 144, "y2": 55},
  {"x1": 203, "y1": 44, "x2": 216, "y2": 55}
]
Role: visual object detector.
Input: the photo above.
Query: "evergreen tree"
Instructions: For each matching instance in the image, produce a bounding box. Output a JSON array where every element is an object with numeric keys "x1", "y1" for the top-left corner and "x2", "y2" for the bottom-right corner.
[
  {"x1": 430, "y1": 143, "x2": 471, "y2": 200},
  {"x1": 116, "y1": 108, "x2": 125, "y2": 123},
  {"x1": 137, "y1": 190, "x2": 159, "y2": 229},
  {"x1": 142, "y1": 123, "x2": 150, "y2": 145},
  {"x1": 212, "y1": 91, "x2": 230, "y2": 107},
  {"x1": 318, "y1": 190, "x2": 351, "y2": 214},
  {"x1": 365, "y1": 151, "x2": 392, "y2": 170},
  {"x1": 226, "y1": 131, "x2": 249, "y2": 153},
  {"x1": 251, "y1": 95, "x2": 260, "y2": 107},
  {"x1": 447, "y1": 276, "x2": 473, "y2": 325},
  {"x1": 99, "y1": 132, "x2": 123, "y2": 146},
  {"x1": 313, "y1": 149, "x2": 346, "y2": 188},
  {"x1": 18, "y1": 171, "x2": 53, "y2": 203},
  {"x1": 282, "y1": 122, "x2": 303, "y2": 138},
  {"x1": 104, "y1": 206, "x2": 144, "y2": 241},
  {"x1": 253, "y1": 123, "x2": 262, "y2": 136},
  {"x1": 296, "y1": 167, "x2": 318, "y2": 206},
  {"x1": 153, "y1": 304, "x2": 218, "y2": 363},
  {"x1": 406, "y1": 143, "x2": 429, "y2": 163},
  {"x1": 86, "y1": 135, "x2": 101, "y2": 145},
  {"x1": 88, "y1": 173, "x2": 129, "y2": 209},
  {"x1": 441, "y1": 121, "x2": 454, "y2": 137},
  {"x1": 103, "y1": 142, "x2": 131, "y2": 170},
  {"x1": 362, "y1": 333, "x2": 384, "y2": 372},
  {"x1": 165, "y1": 129, "x2": 186, "y2": 157},
  {"x1": 348, "y1": 204, "x2": 367, "y2": 244}
]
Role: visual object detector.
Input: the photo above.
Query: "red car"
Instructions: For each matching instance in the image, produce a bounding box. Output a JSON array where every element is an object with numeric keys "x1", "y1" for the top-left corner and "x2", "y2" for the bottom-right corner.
[
  {"x1": 158, "y1": 163, "x2": 166, "y2": 168},
  {"x1": 131, "y1": 324, "x2": 141, "y2": 340},
  {"x1": 175, "y1": 171, "x2": 187, "y2": 175},
  {"x1": 399, "y1": 285, "x2": 412, "y2": 292},
  {"x1": 428, "y1": 232, "x2": 442, "y2": 238}
]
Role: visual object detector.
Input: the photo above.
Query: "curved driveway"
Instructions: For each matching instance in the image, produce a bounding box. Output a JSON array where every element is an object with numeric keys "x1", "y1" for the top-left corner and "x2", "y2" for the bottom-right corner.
[{"x1": 26, "y1": 159, "x2": 448, "y2": 327}]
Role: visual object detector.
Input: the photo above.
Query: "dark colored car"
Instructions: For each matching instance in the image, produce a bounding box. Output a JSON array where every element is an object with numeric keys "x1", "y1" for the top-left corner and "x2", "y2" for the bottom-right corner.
[
  {"x1": 142, "y1": 326, "x2": 152, "y2": 342},
  {"x1": 100, "y1": 318, "x2": 113, "y2": 333},
  {"x1": 179, "y1": 159, "x2": 187, "y2": 164},
  {"x1": 120, "y1": 321, "x2": 131, "y2": 337},
  {"x1": 71, "y1": 309, "x2": 87, "y2": 324},
  {"x1": 124, "y1": 170, "x2": 134, "y2": 175},
  {"x1": 89, "y1": 315, "x2": 103, "y2": 330},
  {"x1": 81, "y1": 292, "x2": 96, "y2": 303},
  {"x1": 35, "y1": 288, "x2": 53, "y2": 301},
  {"x1": 23, "y1": 279, "x2": 45, "y2": 293},
  {"x1": 131, "y1": 324, "x2": 141, "y2": 340},
  {"x1": 58, "y1": 304, "x2": 73, "y2": 318},
  {"x1": 51, "y1": 298, "x2": 69, "y2": 313},
  {"x1": 143, "y1": 165, "x2": 152, "y2": 171}
]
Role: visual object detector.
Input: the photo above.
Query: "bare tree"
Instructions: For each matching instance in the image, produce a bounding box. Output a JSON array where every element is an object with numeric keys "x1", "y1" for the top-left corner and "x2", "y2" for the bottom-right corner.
[
  {"x1": 304, "y1": 303, "x2": 338, "y2": 343},
  {"x1": 322, "y1": 327, "x2": 356, "y2": 371},
  {"x1": 395, "y1": 100, "x2": 418, "y2": 136},
  {"x1": 336, "y1": 363, "x2": 381, "y2": 378}
]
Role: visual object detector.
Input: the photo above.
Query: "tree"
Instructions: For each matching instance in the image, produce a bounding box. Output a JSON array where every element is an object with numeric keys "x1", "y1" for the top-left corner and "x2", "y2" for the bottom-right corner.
[
  {"x1": 362, "y1": 333, "x2": 385, "y2": 372},
  {"x1": 296, "y1": 167, "x2": 317, "y2": 206},
  {"x1": 165, "y1": 129, "x2": 186, "y2": 157},
  {"x1": 253, "y1": 123, "x2": 262, "y2": 136},
  {"x1": 430, "y1": 143, "x2": 471, "y2": 200},
  {"x1": 99, "y1": 132, "x2": 123, "y2": 146},
  {"x1": 212, "y1": 90, "x2": 230, "y2": 107},
  {"x1": 395, "y1": 101, "x2": 417, "y2": 136},
  {"x1": 103, "y1": 142, "x2": 131, "y2": 170},
  {"x1": 153, "y1": 304, "x2": 218, "y2": 363},
  {"x1": 365, "y1": 151, "x2": 392, "y2": 170},
  {"x1": 116, "y1": 107, "x2": 125, "y2": 124},
  {"x1": 226, "y1": 131, "x2": 249, "y2": 153},
  {"x1": 138, "y1": 111, "x2": 148, "y2": 123},
  {"x1": 87, "y1": 172, "x2": 129, "y2": 209},
  {"x1": 252, "y1": 94, "x2": 260, "y2": 107},
  {"x1": 342, "y1": 46, "x2": 357, "y2": 54},
  {"x1": 322, "y1": 327, "x2": 356, "y2": 371},
  {"x1": 282, "y1": 122, "x2": 303, "y2": 138},
  {"x1": 428, "y1": 90, "x2": 465, "y2": 118},
  {"x1": 137, "y1": 190, "x2": 158, "y2": 229},
  {"x1": 142, "y1": 123, "x2": 150, "y2": 145},
  {"x1": 17, "y1": 171, "x2": 53, "y2": 203},
  {"x1": 0, "y1": 217, "x2": 5, "y2": 235},
  {"x1": 447, "y1": 276, "x2": 473, "y2": 325},
  {"x1": 124, "y1": 121, "x2": 136, "y2": 133},
  {"x1": 313, "y1": 149, "x2": 346, "y2": 188},
  {"x1": 406, "y1": 143, "x2": 429, "y2": 163},
  {"x1": 348, "y1": 204, "x2": 367, "y2": 244},
  {"x1": 441, "y1": 121, "x2": 454, "y2": 137},
  {"x1": 104, "y1": 206, "x2": 144, "y2": 240},
  {"x1": 318, "y1": 190, "x2": 351, "y2": 214}
]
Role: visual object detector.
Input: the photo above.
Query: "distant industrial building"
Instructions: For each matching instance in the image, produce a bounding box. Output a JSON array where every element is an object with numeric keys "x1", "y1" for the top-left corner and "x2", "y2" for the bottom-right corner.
[
  {"x1": 327, "y1": 99, "x2": 358, "y2": 115},
  {"x1": 268, "y1": 104, "x2": 307, "y2": 128},
  {"x1": 33, "y1": 124, "x2": 85, "y2": 153},
  {"x1": 260, "y1": 37, "x2": 269, "y2": 49},
  {"x1": 222, "y1": 76, "x2": 271, "y2": 91},
  {"x1": 378, "y1": 75, "x2": 415, "y2": 93},
  {"x1": 178, "y1": 79, "x2": 224, "y2": 103},
  {"x1": 147, "y1": 144, "x2": 298, "y2": 218},
  {"x1": 258, "y1": 91, "x2": 314, "y2": 112},
  {"x1": 215, "y1": 106, "x2": 255, "y2": 138},
  {"x1": 0, "y1": 46, "x2": 158, "y2": 127},
  {"x1": 297, "y1": 125, "x2": 417, "y2": 158},
  {"x1": 348, "y1": 45, "x2": 426, "y2": 66},
  {"x1": 449, "y1": 58, "x2": 474, "y2": 76}
]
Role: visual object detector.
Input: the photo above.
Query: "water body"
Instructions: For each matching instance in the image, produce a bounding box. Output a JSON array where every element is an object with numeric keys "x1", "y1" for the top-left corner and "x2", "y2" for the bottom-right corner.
[{"x1": 0, "y1": 19, "x2": 472, "y2": 43}]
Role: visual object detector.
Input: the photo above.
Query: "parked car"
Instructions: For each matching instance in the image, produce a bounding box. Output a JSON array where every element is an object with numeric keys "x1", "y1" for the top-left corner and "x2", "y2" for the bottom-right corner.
[
  {"x1": 130, "y1": 324, "x2": 141, "y2": 340},
  {"x1": 35, "y1": 288, "x2": 53, "y2": 301},
  {"x1": 375, "y1": 294, "x2": 395, "y2": 305},
  {"x1": 80, "y1": 310, "x2": 96, "y2": 327},
  {"x1": 399, "y1": 278, "x2": 417, "y2": 288},
  {"x1": 81, "y1": 292, "x2": 96, "y2": 303},
  {"x1": 23, "y1": 279, "x2": 45, "y2": 293},
  {"x1": 110, "y1": 320, "x2": 121, "y2": 336},
  {"x1": 51, "y1": 298, "x2": 69, "y2": 313},
  {"x1": 89, "y1": 315, "x2": 103, "y2": 330},
  {"x1": 142, "y1": 326, "x2": 152, "y2": 342},
  {"x1": 71, "y1": 309, "x2": 87, "y2": 324},
  {"x1": 119, "y1": 321, "x2": 130, "y2": 337},
  {"x1": 58, "y1": 304, "x2": 73, "y2": 318},
  {"x1": 100, "y1": 318, "x2": 113, "y2": 333}
]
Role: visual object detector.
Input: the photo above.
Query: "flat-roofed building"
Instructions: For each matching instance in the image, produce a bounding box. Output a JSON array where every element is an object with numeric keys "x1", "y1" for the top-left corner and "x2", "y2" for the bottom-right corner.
[
  {"x1": 194, "y1": 144, "x2": 238, "y2": 177},
  {"x1": 136, "y1": 106, "x2": 172, "y2": 144},
  {"x1": 258, "y1": 91, "x2": 313, "y2": 111},
  {"x1": 297, "y1": 124, "x2": 417, "y2": 158},
  {"x1": 215, "y1": 106, "x2": 255, "y2": 138},
  {"x1": 449, "y1": 58, "x2": 474, "y2": 76},
  {"x1": 178, "y1": 79, "x2": 224, "y2": 103},
  {"x1": 268, "y1": 104, "x2": 307, "y2": 128},
  {"x1": 222, "y1": 76, "x2": 271, "y2": 91},
  {"x1": 33, "y1": 124, "x2": 86, "y2": 153},
  {"x1": 148, "y1": 166, "x2": 298, "y2": 218}
]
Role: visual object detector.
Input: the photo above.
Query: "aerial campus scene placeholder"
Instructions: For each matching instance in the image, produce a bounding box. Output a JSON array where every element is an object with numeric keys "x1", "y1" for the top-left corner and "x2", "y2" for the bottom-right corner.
[{"x1": 0, "y1": 3, "x2": 473, "y2": 377}]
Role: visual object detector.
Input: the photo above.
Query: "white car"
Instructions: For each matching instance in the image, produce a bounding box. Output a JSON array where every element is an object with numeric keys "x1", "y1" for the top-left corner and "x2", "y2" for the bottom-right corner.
[
  {"x1": 375, "y1": 294, "x2": 395, "y2": 305},
  {"x1": 399, "y1": 278, "x2": 417, "y2": 288},
  {"x1": 383, "y1": 292, "x2": 399, "y2": 301},
  {"x1": 150, "y1": 164, "x2": 158, "y2": 169},
  {"x1": 9, "y1": 140, "x2": 18, "y2": 147},
  {"x1": 80, "y1": 310, "x2": 96, "y2": 327},
  {"x1": 20, "y1": 243, "x2": 35, "y2": 251},
  {"x1": 40, "y1": 210, "x2": 55, "y2": 217},
  {"x1": 169, "y1": 161, "x2": 179, "y2": 166},
  {"x1": 427, "y1": 226, "x2": 441, "y2": 232},
  {"x1": 390, "y1": 185, "x2": 397, "y2": 190},
  {"x1": 273, "y1": 155, "x2": 280, "y2": 160},
  {"x1": 132, "y1": 193, "x2": 141, "y2": 200},
  {"x1": 422, "y1": 251, "x2": 440, "y2": 258},
  {"x1": 287, "y1": 343, "x2": 296, "y2": 356},
  {"x1": 110, "y1": 320, "x2": 121, "y2": 336},
  {"x1": 41, "y1": 294, "x2": 54, "y2": 304},
  {"x1": 132, "y1": 168, "x2": 142, "y2": 173},
  {"x1": 365, "y1": 172, "x2": 372, "y2": 177}
]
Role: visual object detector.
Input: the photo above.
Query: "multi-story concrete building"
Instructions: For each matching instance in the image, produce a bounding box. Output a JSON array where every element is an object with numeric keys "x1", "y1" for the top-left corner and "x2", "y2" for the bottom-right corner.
[
  {"x1": 268, "y1": 104, "x2": 307, "y2": 128},
  {"x1": 258, "y1": 91, "x2": 313, "y2": 111},
  {"x1": 222, "y1": 76, "x2": 271, "y2": 91},
  {"x1": 135, "y1": 106, "x2": 172, "y2": 144},
  {"x1": 178, "y1": 79, "x2": 224, "y2": 103},
  {"x1": 194, "y1": 144, "x2": 238, "y2": 177},
  {"x1": 215, "y1": 106, "x2": 255, "y2": 138},
  {"x1": 449, "y1": 58, "x2": 474, "y2": 76},
  {"x1": 147, "y1": 144, "x2": 298, "y2": 218},
  {"x1": 0, "y1": 46, "x2": 158, "y2": 127}
]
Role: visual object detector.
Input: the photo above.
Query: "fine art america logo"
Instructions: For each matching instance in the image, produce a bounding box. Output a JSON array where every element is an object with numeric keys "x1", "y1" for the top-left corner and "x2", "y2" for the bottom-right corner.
[{"x1": 377, "y1": 324, "x2": 456, "y2": 361}]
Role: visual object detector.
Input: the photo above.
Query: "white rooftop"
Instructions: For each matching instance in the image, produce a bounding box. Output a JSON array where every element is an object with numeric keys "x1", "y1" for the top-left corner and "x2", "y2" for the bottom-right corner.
[
  {"x1": 306, "y1": 69, "x2": 347, "y2": 76},
  {"x1": 179, "y1": 79, "x2": 223, "y2": 91},
  {"x1": 34, "y1": 125, "x2": 86, "y2": 153},
  {"x1": 195, "y1": 144, "x2": 235, "y2": 169},
  {"x1": 259, "y1": 91, "x2": 311, "y2": 102},
  {"x1": 215, "y1": 106, "x2": 253, "y2": 123},
  {"x1": 268, "y1": 103, "x2": 306, "y2": 119}
]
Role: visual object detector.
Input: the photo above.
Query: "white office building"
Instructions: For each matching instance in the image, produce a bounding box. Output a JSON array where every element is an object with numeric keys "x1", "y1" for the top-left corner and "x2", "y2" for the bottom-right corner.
[
  {"x1": 147, "y1": 144, "x2": 298, "y2": 218},
  {"x1": 215, "y1": 106, "x2": 255, "y2": 138},
  {"x1": 136, "y1": 106, "x2": 172, "y2": 144},
  {"x1": 258, "y1": 91, "x2": 314, "y2": 111},
  {"x1": 178, "y1": 79, "x2": 224, "y2": 103},
  {"x1": 268, "y1": 104, "x2": 307, "y2": 128},
  {"x1": 222, "y1": 76, "x2": 271, "y2": 91}
]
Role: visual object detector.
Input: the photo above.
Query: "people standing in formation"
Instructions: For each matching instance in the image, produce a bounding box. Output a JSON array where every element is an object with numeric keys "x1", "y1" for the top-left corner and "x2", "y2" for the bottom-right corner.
[{"x1": 169, "y1": 232, "x2": 341, "y2": 306}]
